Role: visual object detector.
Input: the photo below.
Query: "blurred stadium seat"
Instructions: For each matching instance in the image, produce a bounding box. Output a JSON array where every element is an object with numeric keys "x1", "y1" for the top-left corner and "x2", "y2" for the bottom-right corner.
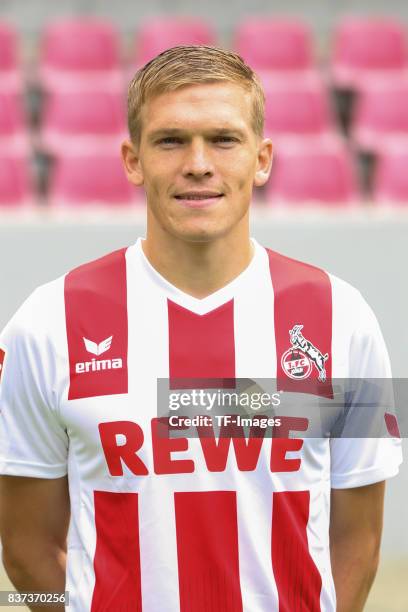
[
  {"x1": 373, "y1": 147, "x2": 408, "y2": 205},
  {"x1": 332, "y1": 17, "x2": 408, "y2": 90},
  {"x1": 0, "y1": 92, "x2": 29, "y2": 154},
  {"x1": 0, "y1": 22, "x2": 22, "y2": 93},
  {"x1": 0, "y1": 11, "x2": 407, "y2": 209},
  {"x1": 40, "y1": 90, "x2": 127, "y2": 156},
  {"x1": 234, "y1": 18, "x2": 314, "y2": 73},
  {"x1": 39, "y1": 18, "x2": 124, "y2": 92},
  {"x1": 352, "y1": 79, "x2": 408, "y2": 153},
  {"x1": 267, "y1": 141, "x2": 359, "y2": 206},
  {"x1": 0, "y1": 155, "x2": 33, "y2": 207},
  {"x1": 262, "y1": 73, "x2": 338, "y2": 145},
  {"x1": 133, "y1": 18, "x2": 215, "y2": 66},
  {"x1": 49, "y1": 154, "x2": 139, "y2": 207}
]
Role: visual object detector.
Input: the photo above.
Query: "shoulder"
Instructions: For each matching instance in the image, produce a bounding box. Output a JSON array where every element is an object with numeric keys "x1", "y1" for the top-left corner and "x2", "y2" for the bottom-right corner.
[
  {"x1": 265, "y1": 247, "x2": 338, "y2": 300},
  {"x1": 264, "y1": 247, "x2": 327, "y2": 279},
  {"x1": 1, "y1": 247, "x2": 129, "y2": 348},
  {"x1": 1, "y1": 276, "x2": 65, "y2": 346},
  {"x1": 0, "y1": 277, "x2": 66, "y2": 406},
  {"x1": 328, "y1": 272, "x2": 379, "y2": 334},
  {"x1": 65, "y1": 247, "x2": 128, "y2": 287},
  {"x1": 262, "y1": 246, "x2": 382, "y2": 351},
  {"x1": 264, "y1": 245, "x2": 367, "y2": 309}
]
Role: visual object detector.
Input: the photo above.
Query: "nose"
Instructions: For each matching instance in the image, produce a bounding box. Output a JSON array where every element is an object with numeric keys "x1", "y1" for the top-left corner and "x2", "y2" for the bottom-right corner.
[{"x1": 182, "y1": 139, "x2": 214, "y2": 179}]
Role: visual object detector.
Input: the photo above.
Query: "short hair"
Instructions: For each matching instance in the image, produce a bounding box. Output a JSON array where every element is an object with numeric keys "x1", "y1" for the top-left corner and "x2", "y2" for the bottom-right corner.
[{"x1": 127, "y1": 45, "x2": 265, "y2": 143}]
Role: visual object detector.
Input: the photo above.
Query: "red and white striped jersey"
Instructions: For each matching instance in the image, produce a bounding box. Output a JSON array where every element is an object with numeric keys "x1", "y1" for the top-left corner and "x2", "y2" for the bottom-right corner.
[{"x1": 0, "y1": 239, "x2": 402, "y2": 612}]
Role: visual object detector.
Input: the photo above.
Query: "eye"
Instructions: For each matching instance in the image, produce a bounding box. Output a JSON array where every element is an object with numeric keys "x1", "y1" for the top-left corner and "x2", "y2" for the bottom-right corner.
[
  {"x1": 214, "y1": 136, "x2": 238, "y2": 145},
  {"x1": 157, "y1": 137, "x2": 183, "y2": 146}
]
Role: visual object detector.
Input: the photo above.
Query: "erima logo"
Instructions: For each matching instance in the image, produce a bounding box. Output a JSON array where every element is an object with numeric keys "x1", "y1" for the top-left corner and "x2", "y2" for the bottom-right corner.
[
  {"x1": 75, "y1": 335, "x2": 123, "y2": 374},
  {"x1": 83, "y1": 336, "x2": 113, "y2": 356}
]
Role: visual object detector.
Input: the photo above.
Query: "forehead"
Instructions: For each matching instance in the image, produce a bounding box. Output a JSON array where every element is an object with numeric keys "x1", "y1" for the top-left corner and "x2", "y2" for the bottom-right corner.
[{"x1": 140, "y1": 82, "x2": 254, "y2": 135}]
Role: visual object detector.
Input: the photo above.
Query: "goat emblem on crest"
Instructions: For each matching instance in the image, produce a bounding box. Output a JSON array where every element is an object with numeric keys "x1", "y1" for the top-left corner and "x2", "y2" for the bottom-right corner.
[{"x1": 281, "y1": 324, "x2": 329, "y2": 382}]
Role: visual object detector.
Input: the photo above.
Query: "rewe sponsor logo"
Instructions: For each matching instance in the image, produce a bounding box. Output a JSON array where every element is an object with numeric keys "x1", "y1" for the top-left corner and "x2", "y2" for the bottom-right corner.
[{"x1": 75, "y1": 334, "x2": 123, "y2": 374}]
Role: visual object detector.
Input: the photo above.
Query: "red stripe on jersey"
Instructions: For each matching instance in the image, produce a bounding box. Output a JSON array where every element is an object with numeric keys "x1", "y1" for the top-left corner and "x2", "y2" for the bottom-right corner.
[
  {"x1": 91, "y1": 491, "x2": 142, "y2": 612},
  {"x1": 267, "y1": 249, "x2": 333, "y2": 397},
  {"x1": 168, "y1": 299, "x2": 235, "y2": 388},
  {"x1": 0, "y1": 348, "x2": 5, "y2": 382},
  {"x1": 272, "y1": 491, "x2": 322, "y2": 612},
  {"x1": 175, "y1": 491, "x2": 243, "y2": 612},
  {"x1": 385, "y1": 412, "x2": 401, "y2": 438},
  {"x1": 65, "y1": 248, "x2": 128, "y2": 399}
]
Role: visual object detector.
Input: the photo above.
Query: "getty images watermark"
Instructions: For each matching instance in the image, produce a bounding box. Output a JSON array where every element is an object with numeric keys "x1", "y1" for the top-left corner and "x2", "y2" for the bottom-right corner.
[
  {"x1": 156, "y1": 378, "x2": 407, "y2": 438},
  {"x1": 168, "y1": 385, "x2": 282, "y2": 429},
  {"x1": 168, "y1": 387, "x2": 282, "y2": 410}
]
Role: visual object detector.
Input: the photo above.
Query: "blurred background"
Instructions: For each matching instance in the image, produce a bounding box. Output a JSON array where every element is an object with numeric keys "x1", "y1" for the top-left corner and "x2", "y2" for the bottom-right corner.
[{"x1": 0, "y1": 0, "x2": 407, "y2": 610}]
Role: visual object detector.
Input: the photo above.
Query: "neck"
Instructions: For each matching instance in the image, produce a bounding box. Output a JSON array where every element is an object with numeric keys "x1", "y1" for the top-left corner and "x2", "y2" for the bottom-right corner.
[{"x1": 142, "y1": 218, "x2": 253, "y2": 299}]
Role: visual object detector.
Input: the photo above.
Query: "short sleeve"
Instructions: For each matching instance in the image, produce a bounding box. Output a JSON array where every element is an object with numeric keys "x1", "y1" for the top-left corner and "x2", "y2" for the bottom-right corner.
[
  {"x1": 330, "y1": 291, "x2": 402, "y2": 489},
  {"x1": 0, "y1": 288, "x2": 68, "y2": 478}
]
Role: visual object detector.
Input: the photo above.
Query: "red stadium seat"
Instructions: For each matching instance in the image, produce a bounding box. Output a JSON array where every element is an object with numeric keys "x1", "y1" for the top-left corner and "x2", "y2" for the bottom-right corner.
[
  {"x1": 262, "y1": 74, "x2": 337, "y2": 144},
  {"x1": 0, "y1": 22, "x2": 22, "y2": 92},
  {"x1": 39, "y1": 19, "x2": 123, "y2": 92},
  {"x1": 373, "y1": 148, "x2": 408, "y2": 205},
  {"x1": 49, "y1": 155, "x2": 140, "y2": 207},
  {"x1": 0, "y1": 156, "x2": 33, "y2": 207},
  {"x1": 41, "y1": 90, "x2": 127, "y2": 156},
  {"x1": 332, "y1": 17, "x2": 408, "y2": 89},
  {"x1": 266, "y1": 142, "x2": 359, "y2": 206},
  {"x1": 234, "y1": 18, "x2": 314, "y2": 72},
  {"x1": 134, "y1": 18, "x2": 215, "y2": 66},
  {"x1": 352, "y1": 79, "x2": 408, "y2": 153},
  {"x1": 0, "y1": 92, "x2": 29, "y2": 154}
]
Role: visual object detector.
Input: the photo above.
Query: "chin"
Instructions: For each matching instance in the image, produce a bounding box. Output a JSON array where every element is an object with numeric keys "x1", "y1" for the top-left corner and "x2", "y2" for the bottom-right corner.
[{"x1": 171, "y1": 222, "x2": 228, "y2": 244}]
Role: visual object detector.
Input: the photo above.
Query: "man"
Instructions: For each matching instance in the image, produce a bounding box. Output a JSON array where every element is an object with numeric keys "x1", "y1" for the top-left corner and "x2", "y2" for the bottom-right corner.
[{"x1": 0, "y1": 46, "x2": 402, "y2": 612}]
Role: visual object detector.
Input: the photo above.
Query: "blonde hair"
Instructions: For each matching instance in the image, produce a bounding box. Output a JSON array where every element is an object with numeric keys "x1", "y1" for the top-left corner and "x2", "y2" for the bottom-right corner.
[{"x1": 127, "y1": 45, "x2": 265, "y2": 143}]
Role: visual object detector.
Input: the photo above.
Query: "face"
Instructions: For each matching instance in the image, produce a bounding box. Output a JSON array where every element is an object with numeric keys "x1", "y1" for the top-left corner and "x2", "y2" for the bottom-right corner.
[{"x1": 122, "y1": 82, "x2": 272, "y2": 243}]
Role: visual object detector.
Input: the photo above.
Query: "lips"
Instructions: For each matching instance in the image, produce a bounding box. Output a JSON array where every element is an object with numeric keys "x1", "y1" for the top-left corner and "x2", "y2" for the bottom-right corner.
[
  {"x1": 173, "y1": 191, "x2": 224, "y2": 209},
  {"x1": 174, "y1": 191, "x2": 223, "y2": 200}
]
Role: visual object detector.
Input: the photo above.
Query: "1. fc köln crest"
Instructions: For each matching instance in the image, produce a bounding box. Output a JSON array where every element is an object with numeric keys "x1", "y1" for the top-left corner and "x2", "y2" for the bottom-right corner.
[{"x1": 281, "y1": 325, "x2": 329, "y2": 382}]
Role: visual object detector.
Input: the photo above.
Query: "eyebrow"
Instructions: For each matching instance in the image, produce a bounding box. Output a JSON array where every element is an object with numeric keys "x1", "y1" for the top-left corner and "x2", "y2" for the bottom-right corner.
[{"x1": 148, "y1": 127, "x2": 247, "y2": 141}]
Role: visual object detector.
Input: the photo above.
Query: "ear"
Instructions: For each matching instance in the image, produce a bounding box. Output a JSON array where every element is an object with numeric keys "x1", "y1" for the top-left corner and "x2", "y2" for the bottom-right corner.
[
  {"x1": 121, "y1": 139, "x2": 144, "y2": 186},
  {"x1": 254, "y1": 137, "x2": 273, "y2": 188}
]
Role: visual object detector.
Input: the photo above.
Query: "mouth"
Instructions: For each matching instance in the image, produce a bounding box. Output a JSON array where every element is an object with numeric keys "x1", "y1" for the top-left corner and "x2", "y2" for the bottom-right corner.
[{"x1": 174, "y1": 191, "x2": 224, "y2": 209}]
